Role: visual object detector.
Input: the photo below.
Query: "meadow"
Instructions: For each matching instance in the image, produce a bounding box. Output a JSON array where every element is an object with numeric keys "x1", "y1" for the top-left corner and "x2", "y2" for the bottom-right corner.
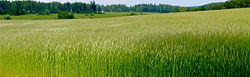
[
  {"x1": 0, "y1": 12, "x2": 154, "y2": 20},
  {"x1": 0, "y1": 8, "x2": 250, "y2": 77}
]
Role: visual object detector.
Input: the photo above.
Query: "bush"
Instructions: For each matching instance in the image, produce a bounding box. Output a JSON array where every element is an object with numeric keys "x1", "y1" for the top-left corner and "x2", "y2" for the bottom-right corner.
[
  {"x1": 57, "y1": 11, "x2": 75, "y2": 19},
  {"x1": 139, "y1": 12, "x2": 144, "y2": 15},
  {"x1": 130, "y1": 12, "x2": 138, "y2": 16},
  {"x1": 67, "y1": 13, "x2": 75, "y2": 19},
  {"x1": 3, "y1": 15, "x2": 11, "y2": 20}
]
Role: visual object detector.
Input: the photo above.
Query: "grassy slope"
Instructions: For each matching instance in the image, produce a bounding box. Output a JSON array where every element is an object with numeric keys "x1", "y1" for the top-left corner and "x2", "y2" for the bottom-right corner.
[
  {"x1": 0, "y1": 12, "x2": 154, "y2": 20},
  {"x1": 0, "y1": 8, "x2": 250, "y2": 76}
]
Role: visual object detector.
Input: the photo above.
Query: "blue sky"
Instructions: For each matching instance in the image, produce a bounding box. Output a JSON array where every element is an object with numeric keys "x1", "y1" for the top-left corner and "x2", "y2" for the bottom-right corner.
[{"x1": 39, "y1": 0, "x2": 228, "y2": 7}]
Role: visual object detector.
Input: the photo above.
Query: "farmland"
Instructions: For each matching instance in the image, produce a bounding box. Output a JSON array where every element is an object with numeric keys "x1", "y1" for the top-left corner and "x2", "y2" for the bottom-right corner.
[
  {"x1": 0, "y1": 8, "x2": 250, "y2": 76},
  {"x1": 0, "y1": 12, "x2": 155, "y2": 20}
]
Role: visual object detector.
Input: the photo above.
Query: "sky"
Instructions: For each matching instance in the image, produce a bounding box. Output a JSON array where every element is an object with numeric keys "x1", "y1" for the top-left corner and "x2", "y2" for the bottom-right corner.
[{"x1": 38, "y1": 0, "x2": 228, "y2": 7}]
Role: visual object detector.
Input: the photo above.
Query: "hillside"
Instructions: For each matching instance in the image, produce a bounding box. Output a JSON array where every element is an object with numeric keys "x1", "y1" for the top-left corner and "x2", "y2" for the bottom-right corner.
[{"x1": 0, "y1": 8, "x2": 250, "y2": 76}]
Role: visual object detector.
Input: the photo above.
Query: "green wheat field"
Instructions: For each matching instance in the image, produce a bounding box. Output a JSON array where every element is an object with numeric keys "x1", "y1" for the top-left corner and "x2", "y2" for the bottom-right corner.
[{"x1": 0, "y1": 8, "x2": 250, "y2": 77}]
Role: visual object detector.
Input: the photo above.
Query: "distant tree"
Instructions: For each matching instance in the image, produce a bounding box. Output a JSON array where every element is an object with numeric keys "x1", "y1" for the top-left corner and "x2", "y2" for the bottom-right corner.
[
  {"x1": 49, "y1": 2, "x2": 61, "y2": 13},
  {"x1": 11, "y1": 1, "x2": 27, "y2": 15},
  {"x1": 131, "y1": 4, "x2": 180, "y2": 13},
  {"x1": 63, "y1": 2, "x2": 71, "y2": 12},
  {"x1": 38, "y1": 9, "x2": 50, "y2": 15},
  {"x1": 90, "y1": 1, "x2": 97, "y2": 13},
  {"x1": 224, "y1": 0, "x2": 250, "y2": 9},
  {"x1": 177, "y1": 7, "x2": 189, "y2": 12},
  {"x1": 0, "y1": 1, "x2": 101, "y2": 15},
  {"x1": 0, "y1": 7, "x2": 4, "y2": 14},
  {"x1": 3, "y1": 0, "x2": 248, "y2": 16},
  {"x1": 71, "y1": 2, "x2": 85, "y2": 13},
  {"x1": 104, "y1": 4, "x2": 129, "y2": 12},
  {"x1": 0, "y1": 1, "x2": 11, "y2": 15},
  {"x1": 206, "y1": 3, "x2": 224, "y2": 10}
]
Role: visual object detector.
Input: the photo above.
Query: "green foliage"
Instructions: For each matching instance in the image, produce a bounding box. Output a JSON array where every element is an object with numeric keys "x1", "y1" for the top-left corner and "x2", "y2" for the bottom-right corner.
[
  {"x1": 57, "y1": 11, "x2": 74, "y2": 19},
  {"x1": 1, "y1": 0, "x2": 250, "y2": 16},
  {"x1": 90, "y1": 1, "x2": 97, "y2": 13},
  {"x1": 139, "y1": 12, "x2": 144, "y2": 15},
  {"x1": 13, "y1": 9, "x2": 27, "y2": 16},
  {"x1": 0, "y1": 1, "x2": 11, "y2": 15},
  {"x1": 224, "y1": 0, "x2": 250, "y2": 9},
  {"x1": 37, "y1": 9, "x2": 50, "y2": 15},
  {"x1": 104, "y1": 4, "x2": 130, "y2": 12},
  {"x1": 0, "y1": 0, "x2": 226, "y2": 15},
  {"x1": 0, "y1": 1, "x2": 98, "y2": 15},
  {"x1": 131, "y1": 4, "x2": 180, "y2": 13},
  {"x1": 96, "y1": 11, "x2": 105, "y2": 14},
  {"x1": 177, "y1": 7, "x2": 189, "y2": 12},
  {"x1": 130, "y1": 12, "x2": 138, "y2": 16},
  {"x1": 90, "y1": 13, "x2": 95, "y2": 16},
  {"x1": 0, "y1": 7, "x2": 4, "y2": 14},
  {"x1": 206, "y1": 3, "x2": 224, "y2": 10},
  {"x1": 177, "y1": 3, "x2": 224, "y2": 12},
  {"x1": 3, "y1": 15, "x2": 11, "y2": 20}
]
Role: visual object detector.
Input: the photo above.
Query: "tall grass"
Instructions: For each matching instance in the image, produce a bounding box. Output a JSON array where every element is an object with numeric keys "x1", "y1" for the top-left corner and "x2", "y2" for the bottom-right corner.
[{"x1": 0, "y1": 8, "x2": 250, "y2": 76}]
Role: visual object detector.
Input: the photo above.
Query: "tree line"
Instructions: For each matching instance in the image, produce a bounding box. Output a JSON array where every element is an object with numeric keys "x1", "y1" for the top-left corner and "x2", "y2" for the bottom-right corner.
[
  {"x1": 0, "y1": 0, "x2": 98, "y2": 15},
  {"x1": 179, "y1": 0, "x2": 250, "y2": 12},
  {"x1": 224, "y1": 0, "x2": 250, "y2": 9},
  {"x1": 0, "y1": 0, "x2": 182, "y2": 15},
  {"x1": 0, "y1": 0, "x2": 250, "y2": 15}
]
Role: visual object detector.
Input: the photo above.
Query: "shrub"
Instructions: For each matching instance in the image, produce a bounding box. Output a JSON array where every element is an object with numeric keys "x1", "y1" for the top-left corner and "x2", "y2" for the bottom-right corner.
[
  {"x1": 139, "y1": 12, "x2": 144, "y2": 15},
  {"x1": 130, "y1": 12, "x2": 138, "y2": 16},
  {"x1": 3, "y1": 15, "x2": 11, "y2": 20},
  {"x1": 67, "y1": 13, "x2": 75, "y2": 19},
  {"x1": 58, "y1": 11, "x2": 75, "y2": 19}
]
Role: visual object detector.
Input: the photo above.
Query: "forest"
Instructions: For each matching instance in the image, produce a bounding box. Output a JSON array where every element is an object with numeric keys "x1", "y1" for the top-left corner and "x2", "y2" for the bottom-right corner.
[{"x1": 1, "y1": 0, "x2": 250, "y2": 16}]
